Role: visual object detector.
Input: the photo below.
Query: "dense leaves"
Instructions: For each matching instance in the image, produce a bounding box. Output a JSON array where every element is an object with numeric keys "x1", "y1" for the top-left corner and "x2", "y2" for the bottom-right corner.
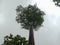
[
  {"x1": 2, "y1": 34, "x2": 28, "y2": 45},
  {"x1": 16, "y1": 4, "x2": 45, "y2": 30},
  {"x1": 53, "y1": 0, "x2": 60, "y2": 6}
]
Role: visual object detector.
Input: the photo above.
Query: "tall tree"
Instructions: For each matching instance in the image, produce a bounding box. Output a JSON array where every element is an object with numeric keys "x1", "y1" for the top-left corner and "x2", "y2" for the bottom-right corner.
[
  {"x1": 16, "y1": 4, "x2": 45, "y2": 45},
  {"x1": 53, "y1": 0, "x2": 60, "y2": 6}
]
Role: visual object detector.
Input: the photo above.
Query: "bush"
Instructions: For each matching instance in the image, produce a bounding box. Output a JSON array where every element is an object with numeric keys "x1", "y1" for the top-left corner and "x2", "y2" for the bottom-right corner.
[{"x1": 2, "y1": 34, "x2": 28, "y2": 45}]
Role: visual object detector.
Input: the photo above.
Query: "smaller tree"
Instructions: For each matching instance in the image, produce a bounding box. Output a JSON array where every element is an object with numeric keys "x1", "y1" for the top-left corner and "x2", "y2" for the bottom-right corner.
[
  {"x1": 53, "y1": 0, "x2": 60, "y2": 6},
  {"x1": 2, "y1": 34, "x2": 28, "y2": 45}
]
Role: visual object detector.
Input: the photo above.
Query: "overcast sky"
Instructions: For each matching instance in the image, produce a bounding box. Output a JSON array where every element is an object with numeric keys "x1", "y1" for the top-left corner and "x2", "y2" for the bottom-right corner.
[{"x1": 0, "y1": 0, "x2": 60, "y2": 45}]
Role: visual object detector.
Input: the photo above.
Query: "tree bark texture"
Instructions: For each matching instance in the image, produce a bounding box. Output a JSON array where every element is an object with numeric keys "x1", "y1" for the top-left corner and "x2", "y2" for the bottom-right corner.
[{"x1": 29, "y1": 23, "x2": 35, "y2": 45}]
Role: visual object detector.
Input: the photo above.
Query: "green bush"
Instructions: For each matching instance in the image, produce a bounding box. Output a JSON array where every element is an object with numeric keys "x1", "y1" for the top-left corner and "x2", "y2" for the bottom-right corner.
[{"x1": 2, "y1": 34, "x2": 28, "y2": 45}]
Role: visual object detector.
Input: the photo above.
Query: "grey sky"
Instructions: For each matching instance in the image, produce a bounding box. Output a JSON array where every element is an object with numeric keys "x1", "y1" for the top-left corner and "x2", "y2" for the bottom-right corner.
[{"x1": 0, "y1": 0, "x2": 60, "y2": 45}]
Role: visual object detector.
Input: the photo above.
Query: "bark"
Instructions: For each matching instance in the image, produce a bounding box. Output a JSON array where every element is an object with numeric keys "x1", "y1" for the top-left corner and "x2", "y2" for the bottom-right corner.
[{"x1": 29, "y1": 23, "x2": 35, "y2": 45}]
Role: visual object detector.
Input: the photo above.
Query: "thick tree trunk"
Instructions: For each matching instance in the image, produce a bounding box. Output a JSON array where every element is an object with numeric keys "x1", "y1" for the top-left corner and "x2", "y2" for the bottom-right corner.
[{"x1": 29, "y1": 23, "x2": 35, "y2": 45}]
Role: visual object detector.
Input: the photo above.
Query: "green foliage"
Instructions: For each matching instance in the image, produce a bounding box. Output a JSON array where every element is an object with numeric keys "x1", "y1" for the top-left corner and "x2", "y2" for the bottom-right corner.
[
  {"x1": 53, "y1": 0, "x2": 60, "y2": 6},
  {"x1": 16, "y1": 4, "x2": 45, "y2": 30},
  {"x1": 2, "y1": 34, "x2": 28, "y2": 45}
]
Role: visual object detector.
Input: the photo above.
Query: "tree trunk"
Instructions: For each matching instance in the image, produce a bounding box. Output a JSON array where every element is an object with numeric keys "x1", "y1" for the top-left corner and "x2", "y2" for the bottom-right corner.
[{"x1": 29, "y1": 23, "x2": 35, "y2": 45}]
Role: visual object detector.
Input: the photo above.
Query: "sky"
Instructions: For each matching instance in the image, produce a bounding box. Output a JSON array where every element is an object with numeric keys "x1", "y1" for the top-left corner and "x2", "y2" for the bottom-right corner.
[{"x1": 0, "y1": 0, "x2": 60, "y2": 45}]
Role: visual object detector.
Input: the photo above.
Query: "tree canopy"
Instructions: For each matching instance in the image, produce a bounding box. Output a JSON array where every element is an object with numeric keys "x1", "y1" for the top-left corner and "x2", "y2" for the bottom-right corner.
[
  {"x1": 53, "y1": 0, "x2": 60, "y2": 6},
  {"x1": 2, "y1": 34, "x2": 28, "y2": 45},
  {"x1": 16, "y1": 4, "x2": 45, "y2": 30}
]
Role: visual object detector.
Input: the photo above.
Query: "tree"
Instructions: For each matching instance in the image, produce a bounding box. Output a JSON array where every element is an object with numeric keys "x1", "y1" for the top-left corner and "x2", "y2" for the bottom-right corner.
[
  {"x1": 53, "y1": 0, "x2": 60, "y2": 6},
  {"x1": 16, "y1": 4, "x2": 45, "y2": 45},
  {"x1": 2, "y1": 34, "x2": 28, "y2": 45}
]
